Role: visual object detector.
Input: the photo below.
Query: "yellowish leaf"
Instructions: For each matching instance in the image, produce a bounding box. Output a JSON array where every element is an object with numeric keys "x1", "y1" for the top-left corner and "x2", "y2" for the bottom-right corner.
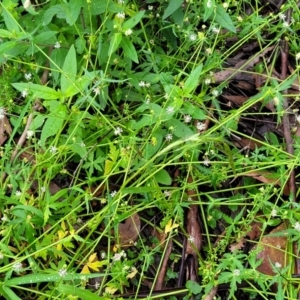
[
  {"x1": 81, "y1": 265, "x2": 90, "y2": 274},
  {"x1": 105, "y1": 285, "x2": 118, "y2": 295},
  {"x1": 165, "y1": 219, "x2": 179, "y2": 233},
  {"x1": 126, "y1": 267, "x2": 138, "y2": 279},
  {"x1": 89, "y1": 253, "x2": 97, "y2": 263},
  {"x1": 86, "y1": 261, "x2": 103, "y2": 272}
]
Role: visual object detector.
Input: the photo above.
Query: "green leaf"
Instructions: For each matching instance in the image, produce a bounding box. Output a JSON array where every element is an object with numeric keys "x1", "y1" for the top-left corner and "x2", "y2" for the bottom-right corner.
[
  {"x1": 182, "y1": 102, "x2": 206, "y2": 120},
  {"x1": 11, "y1": 83, "x2": 60, "y2": 100},
  {"x1": 186, "y1": 280, "x2": 202, "y2": 295},
  {"x1": 0, "y1": 29, "x2": 14, "y2": 38},
  {"x1": 123, "y1": 10, "x2": 145, "y2": 30},
  {"x1": 61, "y1": 45, "x2": 77, "y2": 94},
  {"x1": 1, "y1": 286, "x2": 21, "y2": 300},
  {"x1": 183, "y1": 64, "x2": 203, "y2": 95},
  {"x1": 64, "y1": 0, "x2": 83, "y2": 25},
  {"x1": 203, "y1": 0, "x2": 215, "y2": 21},
  {"x1": 166, "y1": 119, "x2": 194, "y2": 138},
  {"x1": 40, "y1": 103, "x2": 67, "y2": 146},
  {"x1": 42, "y1": 5, "x2": 66, "y2": 25},
  {"x1": 1, "y1": 5, "x2": 20, "y2": 33},
  {"x1": 278, "y1": 74, "x2": 297, "y2": 91},
  {"x1": 58, "y1": 284, "x2": 104, "y2": 300},
  {"x1": 162, "y1": 0, "x2": 184, "y2": 20},
  {"x1": 5, "y1": 273, "x2": 104, "y2": 286},
  {"x1": 120, "y1": 37, "x2": 138, "y2": 63},
  {"x1": 108, "y1": 33, "x2": 122, "y2": 56},
  {"x1": 122, "y1": 186, "x2": 160, "y2": 194},
  {"x1": 154, "y1": 169, "x2": 172, "y2": 185},
  {"x1": 215, "y1": 5, "x2": 236, "y2": 33}
]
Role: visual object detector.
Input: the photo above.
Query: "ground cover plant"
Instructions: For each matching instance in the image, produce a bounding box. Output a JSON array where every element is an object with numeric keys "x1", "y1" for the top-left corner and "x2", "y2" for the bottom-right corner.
[{"x1": 0, "y1": 0, "x2": 300, "y2": 299}]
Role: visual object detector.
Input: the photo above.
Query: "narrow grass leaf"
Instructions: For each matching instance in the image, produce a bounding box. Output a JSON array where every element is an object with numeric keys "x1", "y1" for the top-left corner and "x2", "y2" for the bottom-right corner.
[
  {"x1": 5, "y1": 273, "x2": 104, "y2": 286},
  {"x1": 58, "y1": 284, "x2": 104, "y2": 300},
  {"x1": 215, "y1": 5, "x2": 236, "y2": 33},
  {"x1": 61, "y1": 44, "x2": 77, "y2": 94},
  {"x1": 162, "y1": 0, "x2": 184, "y2": 20},
  {"x1": 121, "y1": 37, "x2": 139, "y2": 63},
  {"x1": 1, "y1": 286, "x2": 21, "y2": 300}
]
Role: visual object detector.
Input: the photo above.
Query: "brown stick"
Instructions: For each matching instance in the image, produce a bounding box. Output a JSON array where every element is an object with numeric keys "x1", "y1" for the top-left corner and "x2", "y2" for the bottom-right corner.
[{"x1": 153, "y1": 239, "x2": 173, "y2": 290}]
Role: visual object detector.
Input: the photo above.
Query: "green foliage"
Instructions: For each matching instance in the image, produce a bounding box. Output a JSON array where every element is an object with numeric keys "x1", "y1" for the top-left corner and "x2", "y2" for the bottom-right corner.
[{"x1": 0, "y1": 0, "x2": 299, "y2": 299}]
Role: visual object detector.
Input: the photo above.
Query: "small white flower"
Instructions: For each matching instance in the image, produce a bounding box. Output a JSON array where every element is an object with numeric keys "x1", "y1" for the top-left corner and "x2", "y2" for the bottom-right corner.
[
  {"x1": 21, "y1": 89, "x2": 29, "y2": 98},
  {"x1": 207, "y1": 0, "x2": 212, "y2": 8},
  {"x1": 166, "y1": 106, "x2": 174, "y2": 114},
  {"x1": 1, "y1": 214, "x2": 8, "y2": 222},
  {"x1": 149, "y1": 39, "x2": 155, "y2": 45},
  {"x1": 204, "y1": 78, "x2": 211, "y2": 85},
  {"x1": 54, "y1": 41, "x2": 61, "y2": 49},
  {"x1": 0, "y1": 253, "x2": 4, "y2": 259},
  {"x1": 116, "y1": 12, "x2": 125, "y2": 19},
  {"x1": 223, "y1": 2, "x2": 229, "y2": 8},
  {"x1": 164, "y1": 93, "x2": 169, "y2": 100},
  {"x1": 164, "y1": 190, "x2": 171, "y2": 197},
  {"x1": 26, "y1": 130, "x2": 34, "y2": 139},
  {"x1": 205, "y1": 48, "x2": 212, "y2": 55},
  {"x1": 125, "y1": 29, "x2": 133, "y2": 36},
  {"x1": 93, "y1": 87, "x2": 100, "y2": 95},
  {"x1": 12, "y1": 262, "x2": 22, "y2": 272},
  {"x1": 145, "y1": 82, "x2": 151, "y2": 88},
  {"x1": 271, "y1": 209, "x2": 277, "y2": 217},
  {"x1": 41, "y1": 186, "x2": 46, "y2": 193},
  {"x1": 139, "y1": 81, "x2": 146, "y2": 87},
  {"x1": 101, "y1": 252, "x2": 106, "y2": 259},
  {"x1": 110, "y1": 190, "x2": 117, "y2": 197},
  {"x1": 24, "y1": 73, "x2": 32, "y2": 81},
  {"x1": 80, "y1": 142, "x2": 85, "y2": 148},
  {"x1": 189, "y1": 33, "x2": 197, "y2": 41},
  {"x1": 293, "y1": 222, "x2": 300, "y2": 232},
  {"x1": 211, "y1": 26, "x2": 220, "y2": 34},
  {"x1": 212, "y1": 89, "x2": 219, "y2": 97},
  {"x1": 296, "y1": 53, "x2": 300, "y2": 60},
  {"x1": 233, "y1": 269, "x2": 240, "y2": 276},
  {"x1": 49, "y1": 146, "x2": 57, "y2": 154},
  {"x1": 184, "y1": 115, "x2": 192, "y2": 123},
  {"x1": 58, "y1": 267, "x2": 68, "y2": 277},
  {"x1": 148, "y1": 5, "x2": 153, "y2": 10},
  {"x1": 0, "y1": 107, "x2": 6, "y2": 119},
  {"x1": 275, "y1": 262, "x2": 282, "y2": 268},
  {"x1": 114, "y1": 126, "x2": 123, "y2": 135},
  {"x1": 283, "y1": 21, "x2": 289, "y2": 27},
  {"x1": 15, "y1": 190, "x2": 22, "y2": 196},
  {"x1": 237, "y1": 16, "x2": 243, "y2": 22},
  {"x1": 188, "y1": 235, "x2": 195, "y2": 243},
  {"x1": 278, "y1": 13, "x2": 286, "y2": 20},
  {"x1": 113, "y1": 253, "x2": 122, "y2": 261},
  {"x1": 203, "y1": 156, "x2": 210, "y2": 166},
  {"x1": 196, "y1": 122, "x2": 206, "y2": 131},
  {"x1": 165, "y1": 133, "x2": 173, "y2": 141},
  {"x1": 95, "y1": 282, "x2": 100, "y2": 289}
]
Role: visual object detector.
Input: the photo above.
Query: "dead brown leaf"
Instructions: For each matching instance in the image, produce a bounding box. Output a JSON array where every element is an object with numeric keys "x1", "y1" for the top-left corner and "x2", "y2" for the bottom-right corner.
[
  {"x1": 0, "y1": 116, "x2": 12, "y2": 146},
  {"x1": 118, "y1": 213, "x2": 141, "y2": 246},
  {"x1": 242, "y1": 170, "x2": 289, "y2": 195},
  {"x1": 254, "y1": 222, "x2": 288, "y2": 275}
]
